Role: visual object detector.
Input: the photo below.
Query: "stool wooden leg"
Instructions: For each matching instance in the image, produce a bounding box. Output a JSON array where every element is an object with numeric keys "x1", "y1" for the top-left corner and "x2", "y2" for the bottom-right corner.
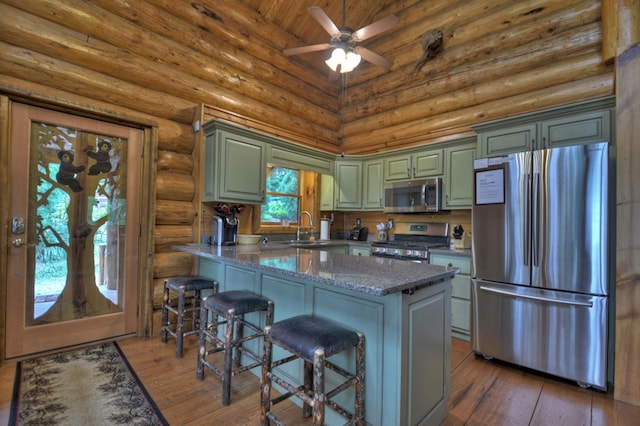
[
  {"x1": 175, "y1": 290, "x2": 185, "y2": 358},
  {"x1": 196, "y1": 304, "x2": 208, "y2": 381},
  {"x1": 193, "y1": 289, "x2": 201, "y2": 330},
  {"x1": 356, "y1": 332, "x2": 366, "y2": 425},
  {"x1": 260, "y1": 326, "x2": 273, "y2": 426},
  {"x1": 303, "y1": 360, "x2": 313, "y2": 418},
  {"x1": 222, "y1": 310, "x2": 236, "y2": 406},
  {"x1": 232, "y1": 314, "x2": 245, "y2": 369},
  {"x1": 312, "y1": 348, "x2": 326, "y2": 426},
  {"x1": 161, "y1": 281, "x2": 169, "y2": 343}
]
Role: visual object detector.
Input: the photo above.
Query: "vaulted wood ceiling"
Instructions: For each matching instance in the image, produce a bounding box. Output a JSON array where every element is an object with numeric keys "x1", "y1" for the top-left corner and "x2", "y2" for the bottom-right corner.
[{"x1": 237, "y1": 0, "x2": 425, "y2": 89}]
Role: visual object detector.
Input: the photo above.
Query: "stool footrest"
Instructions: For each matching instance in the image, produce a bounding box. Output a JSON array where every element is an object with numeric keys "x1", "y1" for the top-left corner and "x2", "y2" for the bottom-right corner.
[
  {"x1": 264, "y1": 412, "x2": 285, "y2": 426},
  {"x1": 268, "y1": 372, "x2": 313, "y2": 406}
]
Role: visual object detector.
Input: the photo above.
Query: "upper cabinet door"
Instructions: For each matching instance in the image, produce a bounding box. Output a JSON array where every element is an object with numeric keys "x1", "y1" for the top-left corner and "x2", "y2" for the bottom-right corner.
[
  {"x1": 362, "y1": 159, "x2": 383, "y2": 210},
  {"x1": 334, "y1": 160, "x2": 362, "y2": 210},
  {"x1": 320, "y1": 174, "x2": 335, "y2": 211},
  {"x1": 384, "y1": 154, "x2": 412, "y2": 181},
  {"x1": 384, "y1": 148, "x2": 443, "y2": 182},
  {"x1": 444, "y1": 142, "x2": 475, "y2": 209},
  {"x1": 412, "y1": 149, "x2": 444, "y2": 178},
  {"x1": 204, "y1": 128, "x2": 266, "y2": 203},
  {"x1": 542, "y1": 110, "x2": 611, "y2": 148},
  {"x1": 478, "y1": 123, "x2": 537, "y2": 157}
]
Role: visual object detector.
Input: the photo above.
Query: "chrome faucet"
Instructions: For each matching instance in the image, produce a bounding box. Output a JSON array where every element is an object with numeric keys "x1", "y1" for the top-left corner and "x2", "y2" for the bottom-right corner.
[{"x1": 297, "y1": 211, "x2": 314, "y2": 241}]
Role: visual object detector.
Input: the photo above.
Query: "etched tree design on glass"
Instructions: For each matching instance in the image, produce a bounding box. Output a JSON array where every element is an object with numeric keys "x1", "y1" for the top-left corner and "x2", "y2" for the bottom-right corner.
[{"x1": 29, "y1": 122, "x2": 127, "y2": 325}]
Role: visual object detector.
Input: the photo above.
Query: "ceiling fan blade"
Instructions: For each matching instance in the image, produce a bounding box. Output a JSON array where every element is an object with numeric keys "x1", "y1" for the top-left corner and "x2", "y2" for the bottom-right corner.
[
  {"x1": 308, "y1": 6, "x2": 341, "y2": 36},
  {"x1": 356, "y1": 47, "x2": 393, "y2": 69},
  {"x1": 352, "y1": 14, "x2": 399, "y2": 42},
  {"x1": 284, "y1": 43, "x2": 331, "y2": 56}
]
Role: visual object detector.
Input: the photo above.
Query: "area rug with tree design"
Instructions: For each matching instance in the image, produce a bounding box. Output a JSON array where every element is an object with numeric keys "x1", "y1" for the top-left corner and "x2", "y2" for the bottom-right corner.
[{"x1": 9, "y1": 342, "x2": 168, "y2": 425}]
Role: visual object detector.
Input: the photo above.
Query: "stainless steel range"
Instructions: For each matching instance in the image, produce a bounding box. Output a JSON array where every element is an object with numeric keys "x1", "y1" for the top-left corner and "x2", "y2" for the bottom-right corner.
[{"x1": 369, "y1": 222, "x2": 449, "y2": 262}]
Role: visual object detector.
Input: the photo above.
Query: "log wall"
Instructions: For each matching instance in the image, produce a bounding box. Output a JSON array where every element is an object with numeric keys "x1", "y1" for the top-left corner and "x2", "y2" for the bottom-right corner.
[
  {"x1": 0, "y1": 0, "x2": 621, "y2": 335},
  {"x1": 340, "y1": 0, "x2": 615, "y2": 152}
]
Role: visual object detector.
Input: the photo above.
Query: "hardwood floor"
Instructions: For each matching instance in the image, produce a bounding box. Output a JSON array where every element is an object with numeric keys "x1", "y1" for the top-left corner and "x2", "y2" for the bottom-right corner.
[{"x1": 2, "y1": 336, "x2": 639, "y2": 425}]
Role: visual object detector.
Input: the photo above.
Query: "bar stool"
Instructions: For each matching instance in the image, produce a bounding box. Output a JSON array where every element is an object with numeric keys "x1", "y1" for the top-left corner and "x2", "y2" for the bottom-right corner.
[
  {"x1": 197, "y1": 290, "x2": 274, "y2": 406},
  {"x1": 260, "y1": 314, "x2": 365, "y2": 426},
  {"x1": 161, "y1": 275, "x2": 218, "y2": 358}
]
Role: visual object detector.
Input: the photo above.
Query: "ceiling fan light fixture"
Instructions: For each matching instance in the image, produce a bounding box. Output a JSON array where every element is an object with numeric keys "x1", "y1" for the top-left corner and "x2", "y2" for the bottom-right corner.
[
  {"x1": 325, "y1": 46, "x2": 361, "y2": 73},
  {"x1": 325, "y1": 47, "x2": 346, "y2": 71},
  {"x1": 342, "y1": 50, "x2": 361, "y2": 73}
]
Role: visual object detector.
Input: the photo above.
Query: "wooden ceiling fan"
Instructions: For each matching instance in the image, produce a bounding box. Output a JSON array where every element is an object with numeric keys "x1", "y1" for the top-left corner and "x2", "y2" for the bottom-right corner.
[{"x1": 283, "y1": 1, "x2": 398, "y2": 77}]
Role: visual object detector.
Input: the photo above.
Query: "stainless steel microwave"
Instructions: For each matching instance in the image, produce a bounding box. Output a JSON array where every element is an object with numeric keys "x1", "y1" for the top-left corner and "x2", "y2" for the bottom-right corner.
[{"x1": 383, "y1": 178, "x2": 442, "y2": 213}]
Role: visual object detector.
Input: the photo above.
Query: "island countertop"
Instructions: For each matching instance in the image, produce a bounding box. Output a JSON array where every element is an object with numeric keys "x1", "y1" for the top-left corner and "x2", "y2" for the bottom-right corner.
[{"x1": 174, "y1": 244, "x2": 456, "y2": 296}]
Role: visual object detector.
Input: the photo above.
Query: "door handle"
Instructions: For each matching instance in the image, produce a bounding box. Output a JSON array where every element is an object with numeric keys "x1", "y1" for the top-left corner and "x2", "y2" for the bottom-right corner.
[{"x1": 12, "y1": 238, "x2": 24, "y2": 248}]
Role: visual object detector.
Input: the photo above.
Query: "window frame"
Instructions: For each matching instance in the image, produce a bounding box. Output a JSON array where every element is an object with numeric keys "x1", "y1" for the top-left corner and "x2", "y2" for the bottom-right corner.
[{"x1": 253, "y1": 166, "x2": 318, "y2": 234}]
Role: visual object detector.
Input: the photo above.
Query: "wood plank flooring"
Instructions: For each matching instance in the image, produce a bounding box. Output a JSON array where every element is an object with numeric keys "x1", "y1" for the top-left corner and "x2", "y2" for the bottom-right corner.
[{"x1": 1, "y1": 336, "x2": 639, "y2": 425}]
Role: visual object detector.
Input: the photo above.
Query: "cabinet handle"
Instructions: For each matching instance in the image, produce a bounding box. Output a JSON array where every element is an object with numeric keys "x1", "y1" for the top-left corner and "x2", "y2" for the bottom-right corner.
[
  {"x1": 407, "y1": 168, "x2": 410, "y2": 176},
  {"x1": 412, "y1": 167, "x2": 416, "y2": 175}
]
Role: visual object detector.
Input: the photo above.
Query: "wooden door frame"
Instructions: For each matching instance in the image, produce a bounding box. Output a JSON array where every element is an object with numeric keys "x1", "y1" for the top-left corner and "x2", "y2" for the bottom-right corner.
[{"x1": 0, "y1": 93, "x2": 157, "y2": 363}]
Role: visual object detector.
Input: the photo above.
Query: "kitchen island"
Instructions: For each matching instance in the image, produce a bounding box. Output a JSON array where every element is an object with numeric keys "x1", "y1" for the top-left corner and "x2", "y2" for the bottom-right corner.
[{"x1": 175, "y1": 244, "x2": 455, "y2": 426}]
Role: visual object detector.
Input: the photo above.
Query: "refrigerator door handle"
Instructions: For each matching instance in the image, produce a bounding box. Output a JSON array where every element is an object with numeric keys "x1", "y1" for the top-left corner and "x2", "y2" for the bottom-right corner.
[
  {"x1": 479, "y1": 286, "x2": 593, "y2": 307},
  {"x1": 532, "y1": 171, "x2": 540, "y2": 267},
  {"x1": 524, "y1": 173, "x2": 531, "y2": 266}
]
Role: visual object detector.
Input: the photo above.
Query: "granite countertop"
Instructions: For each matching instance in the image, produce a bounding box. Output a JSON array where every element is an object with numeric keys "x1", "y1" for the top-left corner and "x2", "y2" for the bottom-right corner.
[{"x1": 174, "y1": 244, "x2": 457, "y2": 297}]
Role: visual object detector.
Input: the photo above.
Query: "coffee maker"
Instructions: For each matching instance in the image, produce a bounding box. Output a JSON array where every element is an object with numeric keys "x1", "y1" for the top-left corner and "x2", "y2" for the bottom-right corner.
[
  {"x1": 349, "y1": 218, "x2": 369, "y2": 241},
  {"x1": 212, "y1": 214, "x2": 239, "y2": 245},
  {"x1": 211, "y1": 203, "x2": 242, "y2": 246}
]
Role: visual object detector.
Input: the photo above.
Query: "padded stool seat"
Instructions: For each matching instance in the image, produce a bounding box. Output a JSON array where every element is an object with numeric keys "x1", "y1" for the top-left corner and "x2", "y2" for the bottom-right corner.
[
  {"x1": 261, "y1": 314, "x2": 365, "y2": 425},
  {"x1": 268, "y1": 315, "x2": 361, "y2": 361},
  {"x1": 161, "y1": 275, "x2": 218, "y2": 358},
  {"x1": 197, "y1": 290, "x2": 274, "y2": 406}
]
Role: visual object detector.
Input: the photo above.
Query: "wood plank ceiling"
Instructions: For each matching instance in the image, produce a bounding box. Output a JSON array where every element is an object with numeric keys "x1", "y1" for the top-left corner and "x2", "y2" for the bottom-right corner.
[{"x1": 238, "y1": 0, "x2": 411, "y2": 89}]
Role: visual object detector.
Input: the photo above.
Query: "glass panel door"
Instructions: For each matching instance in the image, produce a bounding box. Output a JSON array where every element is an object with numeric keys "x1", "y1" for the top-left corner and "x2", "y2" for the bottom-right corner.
[{"x1": 6, "y1": 103, "x2": 141, "y2": 358}]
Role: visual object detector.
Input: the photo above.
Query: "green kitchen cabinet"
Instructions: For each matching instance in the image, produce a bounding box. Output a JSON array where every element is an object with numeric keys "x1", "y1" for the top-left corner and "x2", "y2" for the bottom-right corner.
[
  {"x1": 542, "y1": 110, "x2": 611, "y2": 148},
  {"x1": 334, "y1": 160, "x2": 362, "y2": 210},
  {"x1": 203, "y1": 121, "x2": 266, "y2": 204},
  {"x1": 477, "y1": 123, "x2": 537, "y2": 157},
  {"x1": 320, "y1": 174, "x2": 334, "y2": 211},
  {"x1": 383, "y1": 148, "x2": 443, "y2": 182},
  {"x1": 475, "y1": 98, "x2": 614, "y2": 157},
  {"x1": 430, "y1": 252, "x2": 471, "y2": 341},
  {"x1": 362, "y1": 159, "x2": 384, "y2": 210},
  {"x1": 443, "y1": 139, "x2": 476, "y2": 209}
]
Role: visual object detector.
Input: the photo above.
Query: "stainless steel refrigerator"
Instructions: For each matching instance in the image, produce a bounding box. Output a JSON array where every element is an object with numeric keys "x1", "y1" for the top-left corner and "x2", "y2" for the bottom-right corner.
[{"x1": 471, "y1": 141, "x2": 612, "y2": 390}]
